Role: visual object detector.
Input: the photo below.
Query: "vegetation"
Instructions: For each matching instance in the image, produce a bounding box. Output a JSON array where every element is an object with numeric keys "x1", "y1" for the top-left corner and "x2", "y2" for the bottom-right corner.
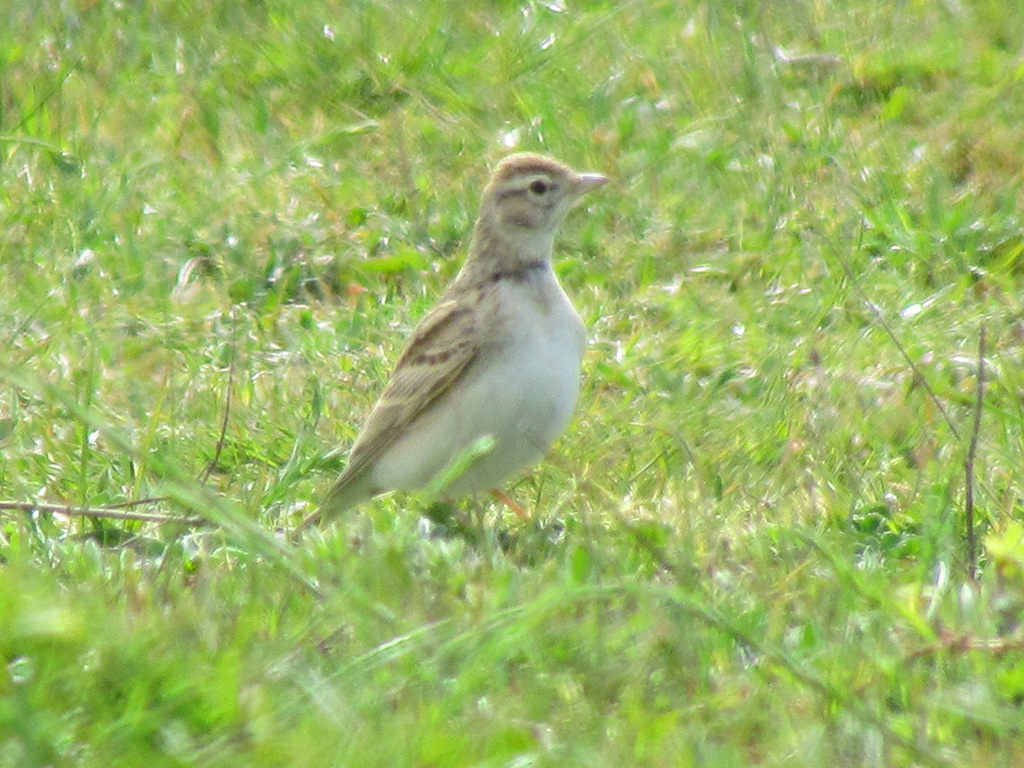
[{"x1": 2, "y1": 1, "x2": 1023, "y2": 765}]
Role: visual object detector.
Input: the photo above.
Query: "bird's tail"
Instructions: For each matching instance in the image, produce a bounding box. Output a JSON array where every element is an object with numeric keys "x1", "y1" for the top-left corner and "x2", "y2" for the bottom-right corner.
[{"x1": 291, "y1": 475, "x2": 373, "y2": 540}]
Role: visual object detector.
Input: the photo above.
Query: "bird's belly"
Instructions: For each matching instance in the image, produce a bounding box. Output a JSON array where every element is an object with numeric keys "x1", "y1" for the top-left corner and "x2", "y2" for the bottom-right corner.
[{"x1": 373, "y1": 314, "x2": 584, "y2": 496}]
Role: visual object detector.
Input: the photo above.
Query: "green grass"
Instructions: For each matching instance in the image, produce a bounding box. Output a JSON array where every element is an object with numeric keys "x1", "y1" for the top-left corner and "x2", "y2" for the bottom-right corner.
[{"x1": 3, "y1": 0, "x2": 1024, "y2": 765}]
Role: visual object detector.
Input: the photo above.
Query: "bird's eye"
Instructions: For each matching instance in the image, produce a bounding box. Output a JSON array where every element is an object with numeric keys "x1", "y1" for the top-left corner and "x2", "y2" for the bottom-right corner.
[{"x1": 528, "y1": 179, "x2": 550, "y2": 195}]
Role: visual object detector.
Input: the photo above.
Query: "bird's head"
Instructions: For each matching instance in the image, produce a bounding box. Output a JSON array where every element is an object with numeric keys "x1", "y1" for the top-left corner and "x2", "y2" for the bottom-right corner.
[{"x1": 477, "y1": 153, "x2": 608, "y2": 257}]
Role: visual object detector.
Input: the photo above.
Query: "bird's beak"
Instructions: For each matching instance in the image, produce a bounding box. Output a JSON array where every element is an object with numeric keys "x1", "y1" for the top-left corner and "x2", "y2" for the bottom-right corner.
[{"x1": 573, "y1": 172, "x2": 610, "y2": 196}]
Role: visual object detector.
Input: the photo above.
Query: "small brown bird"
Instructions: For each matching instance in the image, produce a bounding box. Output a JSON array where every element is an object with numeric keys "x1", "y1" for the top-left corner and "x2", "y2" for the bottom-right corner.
[{"x1": 296, "y1": 153, "x2": 607, "y2": 534}]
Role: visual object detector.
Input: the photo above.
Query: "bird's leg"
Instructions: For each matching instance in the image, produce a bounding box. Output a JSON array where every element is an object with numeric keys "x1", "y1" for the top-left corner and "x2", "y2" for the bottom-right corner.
[{"x1": 491, "y1": 489, "x2": 529, "y2": 522}]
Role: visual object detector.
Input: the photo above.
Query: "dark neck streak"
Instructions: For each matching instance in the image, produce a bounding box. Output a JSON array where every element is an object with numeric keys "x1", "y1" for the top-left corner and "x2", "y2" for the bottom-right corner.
[
  {"x1": 488, "y1": 260, "x2": 546, "y2": 283},
  {"x1": 456, "y1": 210, "x2": 550, "y2": 288}
]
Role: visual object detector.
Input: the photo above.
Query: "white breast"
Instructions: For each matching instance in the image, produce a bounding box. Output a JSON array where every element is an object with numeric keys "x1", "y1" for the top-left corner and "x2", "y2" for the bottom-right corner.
[{"x1": 372, "y1": 271, "x2": 585, "y2": 497}]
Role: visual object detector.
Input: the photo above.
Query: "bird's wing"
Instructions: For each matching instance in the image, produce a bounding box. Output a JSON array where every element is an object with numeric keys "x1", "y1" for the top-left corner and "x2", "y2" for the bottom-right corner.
[
  {"x1": 299, "y1": 294, "x2": 484, "y2": 530},
  {"x1": 344, "y1": 296, "x2": 482, "y2": 479}
]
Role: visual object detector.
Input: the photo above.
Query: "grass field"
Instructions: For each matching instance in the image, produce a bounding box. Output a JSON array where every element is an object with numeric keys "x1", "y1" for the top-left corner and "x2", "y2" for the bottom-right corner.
[{"x1": 3, "y1": 0, "x2": 1024, "y2": 765}]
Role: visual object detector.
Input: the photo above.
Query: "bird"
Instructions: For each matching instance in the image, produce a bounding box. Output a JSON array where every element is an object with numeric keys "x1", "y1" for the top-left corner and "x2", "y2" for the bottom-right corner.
[{"x1": 294, "y1": 152, "x2": 608, "y2": 535}]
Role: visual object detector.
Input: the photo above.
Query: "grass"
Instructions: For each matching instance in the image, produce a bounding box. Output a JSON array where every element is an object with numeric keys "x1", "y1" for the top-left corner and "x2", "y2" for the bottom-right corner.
[{"x1": 2, "y1": 0, "x2": 1024, "y2": 765}]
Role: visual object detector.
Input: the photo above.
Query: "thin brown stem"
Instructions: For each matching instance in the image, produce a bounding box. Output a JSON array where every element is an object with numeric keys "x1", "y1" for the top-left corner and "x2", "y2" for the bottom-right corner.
[
  {"x1": 0, "y1": 500, "x2": 205, "y2": 526},
  {"x1": 200, "y1": 310, "x2": 237, "y2": 484},
  {"x1": 964, "y1": 324, "x2": 986, "y2": 580},
  {"x1": 906, "y1": 627, "x2": 1023, "y2": 661},
  {"x1": 826, "y1": 236, "x2": 961, "y2": 441}
]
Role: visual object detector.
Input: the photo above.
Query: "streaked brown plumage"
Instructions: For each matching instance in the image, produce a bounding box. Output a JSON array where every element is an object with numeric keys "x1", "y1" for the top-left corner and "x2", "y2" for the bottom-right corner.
[{"x1": 295, "y1": 153, "x2": 607, "y2": 534}]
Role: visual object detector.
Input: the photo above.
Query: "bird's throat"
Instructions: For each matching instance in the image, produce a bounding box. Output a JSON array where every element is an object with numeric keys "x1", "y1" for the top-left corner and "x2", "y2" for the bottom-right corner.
[{"x1": 458, "y1": 216, "x2": 554, "y2": 287}]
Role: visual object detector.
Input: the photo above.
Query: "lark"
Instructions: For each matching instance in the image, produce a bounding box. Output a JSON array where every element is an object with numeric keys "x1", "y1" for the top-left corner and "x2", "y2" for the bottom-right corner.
[{"x1": 295, "y1": 153, "x2": 607, "y2": 534}]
